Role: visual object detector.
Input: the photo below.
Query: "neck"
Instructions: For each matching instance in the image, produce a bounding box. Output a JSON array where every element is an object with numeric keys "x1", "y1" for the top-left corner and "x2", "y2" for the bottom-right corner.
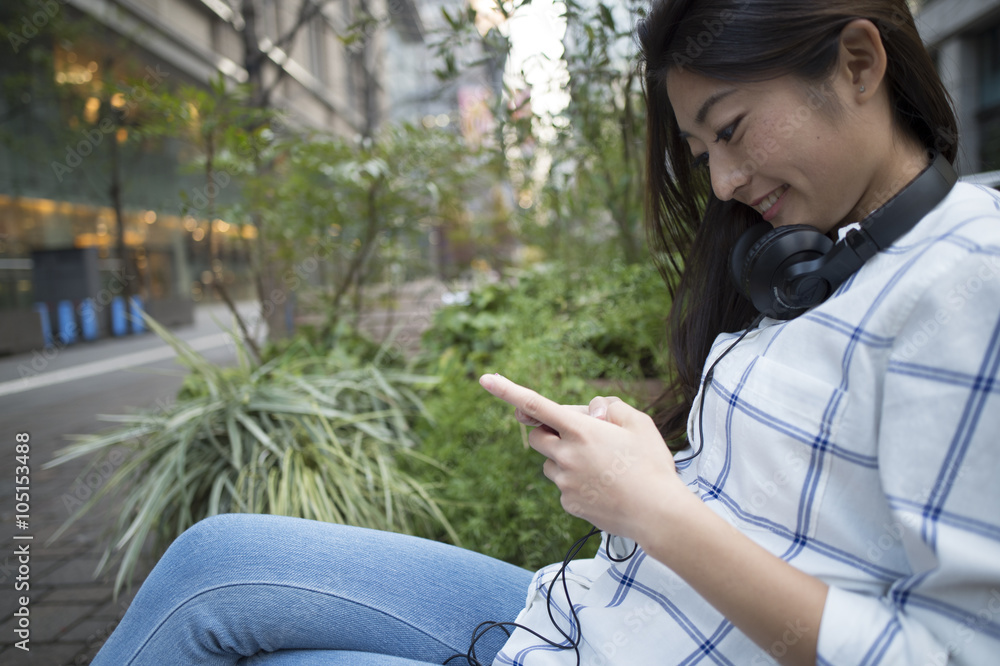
[{"x1": 852, "y1": 136, "x2": 930, "y2": 223}]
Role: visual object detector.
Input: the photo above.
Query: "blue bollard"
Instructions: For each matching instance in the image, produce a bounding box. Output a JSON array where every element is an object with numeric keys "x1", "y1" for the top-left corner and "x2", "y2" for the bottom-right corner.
[
  {"x1": 129, "y1": 296, "x2": 145, "y2": 333},
  {"x1": 33, "y1": 302, "x2": 53, "y2": 347},
  {"x1": 111, "y1": 296, "x2": 128, "y2": 336},
  {"x1": 79, "y1": 298, "x2": 99, "y2": 341},
  {"x1": 57, "y1": 300, "x2": 78, "y2": 345}
]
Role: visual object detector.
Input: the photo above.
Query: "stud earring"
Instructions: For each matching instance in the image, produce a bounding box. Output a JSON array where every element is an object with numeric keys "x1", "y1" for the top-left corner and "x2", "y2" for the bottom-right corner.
[{"x1": 860, "y1": 85, "x2": 866, "y2": 93}]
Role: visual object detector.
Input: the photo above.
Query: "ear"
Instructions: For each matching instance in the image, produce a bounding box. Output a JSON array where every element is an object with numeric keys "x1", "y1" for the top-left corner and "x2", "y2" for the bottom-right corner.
[{"x1": 836, "y1": 19, "x2": 888, "y2": 102}]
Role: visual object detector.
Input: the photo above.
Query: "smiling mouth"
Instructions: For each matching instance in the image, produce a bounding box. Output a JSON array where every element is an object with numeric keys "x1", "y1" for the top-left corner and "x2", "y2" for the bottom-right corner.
[{"x1": 754, "y1": 184, "x2": 790, "y2": 216}]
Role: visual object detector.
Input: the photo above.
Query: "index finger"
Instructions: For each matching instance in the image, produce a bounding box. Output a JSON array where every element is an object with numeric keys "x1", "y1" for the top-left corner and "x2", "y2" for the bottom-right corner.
[{"x1": 479, "y1": 373, "x2": 584, "y2": 436}]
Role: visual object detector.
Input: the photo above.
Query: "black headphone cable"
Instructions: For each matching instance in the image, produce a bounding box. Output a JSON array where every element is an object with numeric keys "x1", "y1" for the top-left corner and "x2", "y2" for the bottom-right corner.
[{"x1": 674, "y1": 313, "x2": 766, "y2": 465}]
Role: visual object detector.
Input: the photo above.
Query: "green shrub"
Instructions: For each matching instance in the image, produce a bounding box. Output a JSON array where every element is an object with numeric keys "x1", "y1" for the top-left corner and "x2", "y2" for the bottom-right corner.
[
  {"x1": 408, "y1": 260, "x2": 671, "y2": 570},
  {"x1": 45, "y1": 316, "x2": 455, "y2": 598}
]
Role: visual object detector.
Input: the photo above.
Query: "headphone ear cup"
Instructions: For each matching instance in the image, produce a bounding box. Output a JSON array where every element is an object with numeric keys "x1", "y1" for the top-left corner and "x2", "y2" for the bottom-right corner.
[
  {"x1": 742, "y1": 224, "x2": 817, "y2": 294},
  {"x1": 730, "y1": 223, "x2": 771, "y2": 296},
  {"x1": 733, "y1": 224, "x2": 833, "y2": 319}
]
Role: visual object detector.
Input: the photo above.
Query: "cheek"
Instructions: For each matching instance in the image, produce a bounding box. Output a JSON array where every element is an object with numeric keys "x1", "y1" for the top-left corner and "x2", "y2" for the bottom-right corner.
[
  {"x1": 767, "y1": 98, "x2": 835, "y2": 158},
  {"x1": 746, "y1": 129, "x2": 781, "y2": 166},
  {"x1": 749, "y1": 106, "x2": 838, "y2": 182},
  {"x1": 742, "y1": 120, "x2": 784, "y2": 176}
]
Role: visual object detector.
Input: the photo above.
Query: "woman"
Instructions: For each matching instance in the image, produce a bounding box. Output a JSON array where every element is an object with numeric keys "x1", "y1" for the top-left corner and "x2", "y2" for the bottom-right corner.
[{"x1": 92, "y1": 1, "x2": 1000, "y2": 664}]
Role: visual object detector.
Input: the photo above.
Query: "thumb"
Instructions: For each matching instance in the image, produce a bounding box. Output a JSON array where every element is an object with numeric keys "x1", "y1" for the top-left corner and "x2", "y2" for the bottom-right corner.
[
  {"x1": 588, "y1": 395, "x2": 623, "y2": 421},
  {"x1": 604, "y1": 399, "x2": 646, "y2": 428}
]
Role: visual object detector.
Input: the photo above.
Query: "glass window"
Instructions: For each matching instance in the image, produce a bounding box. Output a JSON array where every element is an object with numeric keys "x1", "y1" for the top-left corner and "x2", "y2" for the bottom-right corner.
[
  {"x1": 310, "y1": 18, "x2": 327, "y2": 84},
  {"x1": 980, "y1": 23, "x2": 1000, "y2": 170},
  {"x1": 981, "y1": 23, "x2": 1000, "y2": 110}
]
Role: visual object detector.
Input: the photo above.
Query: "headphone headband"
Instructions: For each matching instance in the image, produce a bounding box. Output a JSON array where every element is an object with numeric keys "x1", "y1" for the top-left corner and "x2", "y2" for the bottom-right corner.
[{"x1": 731, "y1": 152, "x2": 958, "y2": 320}]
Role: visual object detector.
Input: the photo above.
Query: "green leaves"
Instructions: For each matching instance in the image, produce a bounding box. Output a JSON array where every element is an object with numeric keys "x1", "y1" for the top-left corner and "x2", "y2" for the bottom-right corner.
[
  {"x1": 409, "y1": 260, "x2": 671, "y2": 569},
  {"x1": 44, "y1": 315, "x2": 453, "y2": 599}
]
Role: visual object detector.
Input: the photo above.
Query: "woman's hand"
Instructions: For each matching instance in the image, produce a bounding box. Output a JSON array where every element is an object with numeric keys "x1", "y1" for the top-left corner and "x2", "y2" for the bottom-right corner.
[
  {"x1": 480, "y1": 373, "x2": 683, "y2": 542},
  {"x1": 482, "y1": 373, "x2": 827, "y2": 666},
  {"x1": 511, "y1": 395, "x2": 620, "y2": 426}
]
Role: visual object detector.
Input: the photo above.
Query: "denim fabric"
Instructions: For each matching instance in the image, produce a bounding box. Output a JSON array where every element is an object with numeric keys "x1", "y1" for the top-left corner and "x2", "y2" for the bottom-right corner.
[{"x1": 92, "y1": 513, "x2": 533, "y2": 665}]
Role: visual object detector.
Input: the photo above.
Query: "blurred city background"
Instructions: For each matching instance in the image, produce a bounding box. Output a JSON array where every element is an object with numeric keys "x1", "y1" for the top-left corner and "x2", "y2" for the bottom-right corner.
[
  {"x1": 1, "y1": 0, "x2": 999, "y2": 663},
  {"x1": 0, "y1": 0, "x2": 995, "y2": 353}
]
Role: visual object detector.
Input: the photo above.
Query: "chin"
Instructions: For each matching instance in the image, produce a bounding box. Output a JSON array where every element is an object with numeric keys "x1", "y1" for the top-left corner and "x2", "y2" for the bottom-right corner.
[{"x1": 772, "y1": 209, "x2": 832, "y2": 233}]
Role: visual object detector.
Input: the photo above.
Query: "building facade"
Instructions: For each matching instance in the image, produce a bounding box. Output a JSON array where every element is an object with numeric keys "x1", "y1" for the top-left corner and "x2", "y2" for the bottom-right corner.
[
  {"x1": 0, "y1": 0, "x2": 465, "y2": 354},
  {"x1": 916, "y1": 0, "x2": 1000, "y2": 175}
]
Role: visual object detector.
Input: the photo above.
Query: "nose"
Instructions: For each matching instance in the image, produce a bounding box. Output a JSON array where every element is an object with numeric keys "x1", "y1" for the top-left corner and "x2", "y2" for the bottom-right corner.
[{"x1": 709, "y1": 153, "x2": 751, "y2": 202}]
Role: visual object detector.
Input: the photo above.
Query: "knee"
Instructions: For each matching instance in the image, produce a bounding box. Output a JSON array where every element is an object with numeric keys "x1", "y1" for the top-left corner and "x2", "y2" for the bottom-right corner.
[
  {"x1": 177, "y1": 511, "x2": 243, "y2": 539},
  {"x1": 187, "y1": 512, "x2": 256, "y2": 536},
  {"x1": 161, "y1": 513, "x2": 258, "y2": 565}
]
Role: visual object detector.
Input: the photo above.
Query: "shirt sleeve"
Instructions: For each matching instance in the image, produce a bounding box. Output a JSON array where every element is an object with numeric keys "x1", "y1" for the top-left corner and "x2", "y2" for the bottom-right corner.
[{"x1": 817, "y1": 245, "x2": 1000, "y2": 665}]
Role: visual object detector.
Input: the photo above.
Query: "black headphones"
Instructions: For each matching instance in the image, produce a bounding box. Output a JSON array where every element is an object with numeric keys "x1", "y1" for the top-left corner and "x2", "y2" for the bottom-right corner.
[{"x1": 730, "y1": 151, "x2": 958, "y2": 320}]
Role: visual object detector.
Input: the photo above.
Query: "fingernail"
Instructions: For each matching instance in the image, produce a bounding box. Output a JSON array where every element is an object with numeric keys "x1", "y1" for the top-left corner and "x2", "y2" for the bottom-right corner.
[{"x1": 592, "y1": 405, "x2": 607, "y2": 420}]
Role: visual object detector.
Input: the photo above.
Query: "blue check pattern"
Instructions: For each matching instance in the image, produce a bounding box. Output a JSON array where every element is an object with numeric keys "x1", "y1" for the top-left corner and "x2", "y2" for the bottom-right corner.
[{"x1": 495, "y1": 183, "x2": 1000, "y2": 665}]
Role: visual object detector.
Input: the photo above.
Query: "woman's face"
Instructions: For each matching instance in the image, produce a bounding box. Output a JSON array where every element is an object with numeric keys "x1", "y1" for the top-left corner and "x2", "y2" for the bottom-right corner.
[{"x1": 666, "y1": 68, "x2": 916, "y2": 234}]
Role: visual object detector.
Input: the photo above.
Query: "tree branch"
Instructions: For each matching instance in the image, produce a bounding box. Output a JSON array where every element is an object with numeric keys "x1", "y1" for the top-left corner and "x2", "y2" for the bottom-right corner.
[
  {"x1": 273, "y1": 0, "x2": 330, "y2": 55},
  {"x1": 257, "y1": 0, "x2": 334, "y2": 105}
]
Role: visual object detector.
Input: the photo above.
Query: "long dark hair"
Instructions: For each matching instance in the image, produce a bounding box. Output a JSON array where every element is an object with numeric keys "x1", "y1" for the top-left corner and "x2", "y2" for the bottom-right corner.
[{"x1": 637, "y1": 0, "x2": 958, "y2": 444}]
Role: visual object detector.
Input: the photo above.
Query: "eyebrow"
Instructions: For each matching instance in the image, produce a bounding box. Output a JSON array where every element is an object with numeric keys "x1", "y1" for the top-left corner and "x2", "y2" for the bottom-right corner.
[{"x1": 678, "y1": 88, "x2": 739, "y2": 138}]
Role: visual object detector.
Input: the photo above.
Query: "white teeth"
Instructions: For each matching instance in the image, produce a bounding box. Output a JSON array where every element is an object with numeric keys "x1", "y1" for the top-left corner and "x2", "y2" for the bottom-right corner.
[{"x1": 756, "y1": 185, "x2": 789, "y2": 215}]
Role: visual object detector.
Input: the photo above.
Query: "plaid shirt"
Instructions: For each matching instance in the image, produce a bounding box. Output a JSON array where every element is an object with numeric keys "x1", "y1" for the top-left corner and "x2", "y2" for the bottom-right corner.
[{"x1": 495, "y1": 182, "x2": 1000, "y2": 665}]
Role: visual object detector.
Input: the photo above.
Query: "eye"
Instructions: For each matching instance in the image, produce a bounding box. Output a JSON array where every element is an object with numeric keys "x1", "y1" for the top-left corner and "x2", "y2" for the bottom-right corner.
[{"x1": 714, "y1": 115, "x2": 744, "y2": 144}]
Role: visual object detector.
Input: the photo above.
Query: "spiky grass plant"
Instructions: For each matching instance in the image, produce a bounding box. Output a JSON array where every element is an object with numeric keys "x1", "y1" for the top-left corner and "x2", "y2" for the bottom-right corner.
[{"x1": 44, "y1": 316, "x2": 457, "y2": 598}]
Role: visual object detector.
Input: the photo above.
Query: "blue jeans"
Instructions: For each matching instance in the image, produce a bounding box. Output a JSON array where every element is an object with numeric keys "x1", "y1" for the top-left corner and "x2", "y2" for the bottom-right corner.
[{"x1": 92, "y1": 514, "x2": 534, "y2": 665}]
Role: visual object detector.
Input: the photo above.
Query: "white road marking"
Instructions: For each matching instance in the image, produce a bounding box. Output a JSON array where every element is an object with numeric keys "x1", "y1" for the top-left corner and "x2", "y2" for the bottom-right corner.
[{"x1": 0, "y1": 333, "x2": 234, "y2": 398}]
